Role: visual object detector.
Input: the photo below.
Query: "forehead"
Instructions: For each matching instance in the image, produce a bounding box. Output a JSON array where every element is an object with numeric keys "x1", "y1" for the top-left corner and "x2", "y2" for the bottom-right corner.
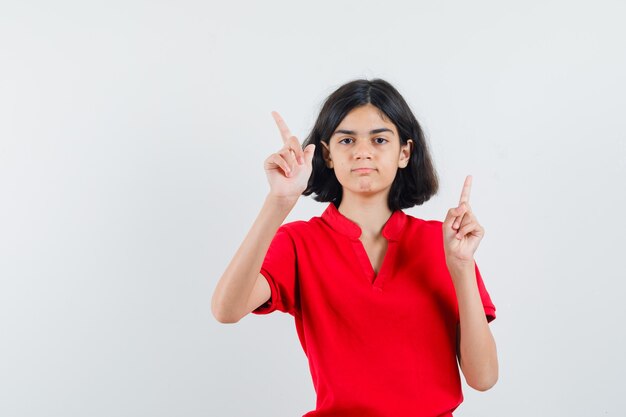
[{"x1": 335, "y1": 104, "x2": 397, "y2": 135}]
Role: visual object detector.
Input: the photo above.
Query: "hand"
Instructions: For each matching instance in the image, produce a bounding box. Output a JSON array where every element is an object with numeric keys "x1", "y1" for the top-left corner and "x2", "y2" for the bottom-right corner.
[
  {"x1": 442, "y1": 175, "x2": 485, "y2": 271},
  {"x1": 264, "y1": 111, "x2": 316, "y2": 200}
]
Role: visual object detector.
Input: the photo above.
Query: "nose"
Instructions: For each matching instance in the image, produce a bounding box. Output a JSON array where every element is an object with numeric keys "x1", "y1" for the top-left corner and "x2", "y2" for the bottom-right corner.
[{"x1": 353, "y1": 140, "x2": 373, "y2": 159}]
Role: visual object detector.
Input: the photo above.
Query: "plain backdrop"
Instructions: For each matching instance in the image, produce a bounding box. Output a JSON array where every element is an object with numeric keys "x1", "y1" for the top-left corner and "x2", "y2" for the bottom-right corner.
[{"x1": 1, "y1": 1, "x2": 625, "y2": 416}]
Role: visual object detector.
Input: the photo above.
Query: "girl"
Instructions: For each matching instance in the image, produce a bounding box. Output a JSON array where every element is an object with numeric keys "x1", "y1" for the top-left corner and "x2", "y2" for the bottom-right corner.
[{"x1": 211, "y1": 79, "x2": 498, "y2": 417}]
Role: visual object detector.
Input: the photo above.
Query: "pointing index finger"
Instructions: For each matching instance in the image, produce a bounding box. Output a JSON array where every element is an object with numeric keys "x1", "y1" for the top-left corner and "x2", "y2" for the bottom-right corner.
[
  {"x1": 458, "y1": 175, "x2": 473, "y2": 204},
  {"x1": 271, "y1": 111, "x2": 293, "y2": 144}
]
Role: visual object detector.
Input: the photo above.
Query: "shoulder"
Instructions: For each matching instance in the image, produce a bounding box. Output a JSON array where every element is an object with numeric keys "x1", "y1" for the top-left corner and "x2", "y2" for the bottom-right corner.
[
  {"x1": 402, "y1": 212, "x2": 443, "y2": 235},
  {"x1": 400, "y1": 213, "x2": 446, "y2": 259},
  {"x1": 277, "y1": 215, "x2": 325, "y2": 239},
  {"x1": 278, "y1": 219, "x2": 311, "y2": 236}
]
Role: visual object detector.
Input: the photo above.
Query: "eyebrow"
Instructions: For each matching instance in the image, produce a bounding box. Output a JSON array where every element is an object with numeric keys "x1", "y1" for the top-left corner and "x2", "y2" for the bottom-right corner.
[{"x1": 332, "y1": 128, "x2": 394, "y2": 136}]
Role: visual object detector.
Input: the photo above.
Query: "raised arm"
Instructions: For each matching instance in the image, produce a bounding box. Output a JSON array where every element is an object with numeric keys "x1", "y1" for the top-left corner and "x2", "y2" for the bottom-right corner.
[
  {"x1": 443, "y1": 175, "x2": 498, "y2": 391},
  {"x1": 211, "y1": 112, "x2": 315, "y2": 323}
]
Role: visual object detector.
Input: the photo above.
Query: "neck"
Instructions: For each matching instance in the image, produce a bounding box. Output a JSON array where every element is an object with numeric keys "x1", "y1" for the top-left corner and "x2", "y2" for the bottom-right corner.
[{"x1": 337, "y1": 190, "x2": 393, "y2": 239}]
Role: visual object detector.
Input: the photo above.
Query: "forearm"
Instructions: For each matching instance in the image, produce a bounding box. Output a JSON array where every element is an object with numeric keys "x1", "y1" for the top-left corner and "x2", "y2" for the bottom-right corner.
[
  {"x1": 448, "y1": 263, "x2": 498, "y2": 391},
  {"x1": 211, "y1": 194, "x2": 297, "y2": 322}
]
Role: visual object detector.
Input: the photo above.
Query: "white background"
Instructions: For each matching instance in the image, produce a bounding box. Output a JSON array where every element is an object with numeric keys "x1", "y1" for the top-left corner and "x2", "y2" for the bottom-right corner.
[{"x1": 1, "y1": 1, "x2": 625, "y2": 416}]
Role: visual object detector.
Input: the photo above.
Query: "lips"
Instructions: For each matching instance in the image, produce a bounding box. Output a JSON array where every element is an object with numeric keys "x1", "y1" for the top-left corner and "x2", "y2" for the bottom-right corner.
[{"x1": 352, "y1": 167, "x2": 376, "y2": 173}]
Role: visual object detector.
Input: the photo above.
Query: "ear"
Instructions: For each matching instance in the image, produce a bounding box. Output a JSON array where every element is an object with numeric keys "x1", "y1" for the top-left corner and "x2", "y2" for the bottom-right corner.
[
  {"x1": 321, "y1": 141, "x2": 333, "y2": 168},
  {"x1": 398, "y1": 139, "x2": 413, "y2": 168}
]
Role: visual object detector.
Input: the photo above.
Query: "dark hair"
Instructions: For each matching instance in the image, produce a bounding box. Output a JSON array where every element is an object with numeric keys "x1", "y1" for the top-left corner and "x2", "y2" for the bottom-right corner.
[{"x1": 302, "y1": 78, "x2": 439, "y2": 211}]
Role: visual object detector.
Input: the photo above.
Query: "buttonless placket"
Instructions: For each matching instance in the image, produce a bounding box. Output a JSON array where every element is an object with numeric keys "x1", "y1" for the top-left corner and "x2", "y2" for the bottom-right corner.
[{"x1": 350, "y1": 238, "x2": 399, "y2": 291}]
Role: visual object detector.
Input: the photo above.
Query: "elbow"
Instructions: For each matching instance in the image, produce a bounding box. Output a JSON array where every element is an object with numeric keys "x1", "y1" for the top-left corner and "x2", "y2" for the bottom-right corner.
[
  {"x1": 211, "y1": 298, "x2": 242, "y2": 324},
  {"x1": 462, "y1": 356, "x2": 499, "y2": 392},
  {"x1": 467, "y1": 372, "x2": 498, "y2": 392},
  {"x1": 466, "y1": 368, "x2": 498, "y2": 392},
  {"x1": 461, "y1": 341, "x2": 499, "y2": 392},
  {"x1": 212, "y1": 307, "x2": 241, "y2": 324}
]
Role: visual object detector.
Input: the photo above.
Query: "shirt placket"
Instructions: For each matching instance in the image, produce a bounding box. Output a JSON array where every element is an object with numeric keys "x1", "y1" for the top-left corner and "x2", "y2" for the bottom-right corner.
[{"x1": 350, "y1": 238, "x2": 398, "y2": 291}]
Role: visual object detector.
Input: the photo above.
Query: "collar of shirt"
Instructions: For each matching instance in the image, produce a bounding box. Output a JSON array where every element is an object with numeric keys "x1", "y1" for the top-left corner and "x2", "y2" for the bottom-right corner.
[{"x1": 320, "y1": 203, "x2": 407, "y2": 241}]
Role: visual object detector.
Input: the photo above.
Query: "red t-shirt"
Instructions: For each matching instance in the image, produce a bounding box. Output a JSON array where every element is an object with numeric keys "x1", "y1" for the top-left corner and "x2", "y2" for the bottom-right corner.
[{"x1": 253, "y1": 202, "x2": 496, "y2": 417}]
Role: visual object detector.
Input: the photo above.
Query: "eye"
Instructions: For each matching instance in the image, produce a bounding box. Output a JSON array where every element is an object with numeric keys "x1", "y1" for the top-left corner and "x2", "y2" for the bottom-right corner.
[
  {"x1": 339, "y1": 138, "x2": 354, "y2": 144},
  {"x1": 374, "y1": 137, "x2": 388, "y2": 144}
]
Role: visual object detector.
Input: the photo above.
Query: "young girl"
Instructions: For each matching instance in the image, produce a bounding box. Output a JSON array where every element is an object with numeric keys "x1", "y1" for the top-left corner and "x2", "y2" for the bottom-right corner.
[{"x1": 212, "y1": 79, "x2": 498, "y2": 417}]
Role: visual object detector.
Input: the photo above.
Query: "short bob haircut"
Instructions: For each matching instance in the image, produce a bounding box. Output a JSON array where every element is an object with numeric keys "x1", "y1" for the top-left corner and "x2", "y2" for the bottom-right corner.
[{"x1": 302, "y1": 78, "x2": 439, "y2": 211}]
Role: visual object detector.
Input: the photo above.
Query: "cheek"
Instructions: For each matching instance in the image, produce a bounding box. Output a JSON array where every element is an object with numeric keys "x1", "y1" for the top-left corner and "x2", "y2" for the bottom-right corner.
[
  {"x1": 332, "y1": 158, "x2": 350, "y2": 172},
  {"x1": 334, "y1": 164, "x2": 351, "y2": 180}
]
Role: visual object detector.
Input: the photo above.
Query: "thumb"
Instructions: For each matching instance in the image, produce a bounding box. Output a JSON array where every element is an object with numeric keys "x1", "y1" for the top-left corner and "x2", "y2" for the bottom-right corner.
[{"x1": 303, "y1": 143, "x2": 316, "y2": 165}]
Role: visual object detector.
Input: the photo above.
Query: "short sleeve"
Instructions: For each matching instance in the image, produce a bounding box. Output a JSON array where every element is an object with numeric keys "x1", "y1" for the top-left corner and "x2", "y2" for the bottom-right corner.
[
  {"x1": 251, "y1": 225, "x2": 299, "y2": 316},
  {"x1": 474, "y1": 262, "x2": 496, "y2": 323}
]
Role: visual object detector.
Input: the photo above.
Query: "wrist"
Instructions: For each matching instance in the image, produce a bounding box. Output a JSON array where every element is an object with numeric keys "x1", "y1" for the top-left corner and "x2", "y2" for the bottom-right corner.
[
  {"x1": 265, "y1": 193, "x2": 299, "y2": 210},
  {"x1": 446, "y1": 259, "x2": 475, "y2": 277}
]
